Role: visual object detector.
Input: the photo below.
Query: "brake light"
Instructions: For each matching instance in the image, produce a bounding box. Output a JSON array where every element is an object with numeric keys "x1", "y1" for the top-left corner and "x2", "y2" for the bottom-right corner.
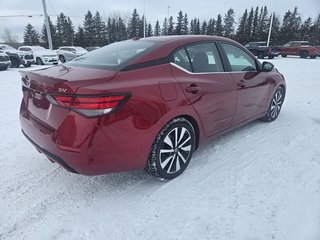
[{"x1": 47, "y1": 94, "x2": 130, "y2": 117}]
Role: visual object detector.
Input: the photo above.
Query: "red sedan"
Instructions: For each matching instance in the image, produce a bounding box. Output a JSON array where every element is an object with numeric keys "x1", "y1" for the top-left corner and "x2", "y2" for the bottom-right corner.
[{"x1": 19, "y1": 35, "x2": 286, "y2": 179}]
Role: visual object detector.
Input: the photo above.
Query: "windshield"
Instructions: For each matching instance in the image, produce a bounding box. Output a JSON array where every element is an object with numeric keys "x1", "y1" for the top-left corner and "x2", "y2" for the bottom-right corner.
[
  {"x1": 32, "y1": 46, "x2": 46, "y2": 51},
  {"x1": 66, "y1": 40, "x2": 157, "y2": 70},
  {"x1": 73, "y1": 47, "x2": 86, "y2": 51},
  {"x1": 0, "y1": 44, "x2": 16, "y2": 51}
]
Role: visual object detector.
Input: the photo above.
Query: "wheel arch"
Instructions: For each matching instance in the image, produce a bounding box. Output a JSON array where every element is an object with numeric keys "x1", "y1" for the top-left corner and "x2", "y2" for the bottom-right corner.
[{"x1": 157, "y1": 114, "x2": 201, "y2": 151}]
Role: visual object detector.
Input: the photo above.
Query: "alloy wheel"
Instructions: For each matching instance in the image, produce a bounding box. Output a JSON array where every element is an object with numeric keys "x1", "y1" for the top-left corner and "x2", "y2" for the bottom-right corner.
[
  {"x1": 270, "y1": 89, "x2": 283, "y2": 119},
  {"x1": 159, "y1": 126, "x2": 192, "y2": 174}
]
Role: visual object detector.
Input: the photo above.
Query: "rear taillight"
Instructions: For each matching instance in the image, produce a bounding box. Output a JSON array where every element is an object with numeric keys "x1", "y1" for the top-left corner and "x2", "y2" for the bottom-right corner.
[{"x1": 47, "y1": 93, "x2": 130, "y2": 117}]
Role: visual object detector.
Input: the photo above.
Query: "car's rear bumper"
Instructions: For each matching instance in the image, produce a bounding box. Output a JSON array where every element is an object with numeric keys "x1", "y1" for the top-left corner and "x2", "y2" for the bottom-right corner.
[
  {"x1": 22, "y1": 130, "x2": 79, "y2": 173},
  {"x1": 19, "y1": 99, "x2": 155, "y2": 175}
]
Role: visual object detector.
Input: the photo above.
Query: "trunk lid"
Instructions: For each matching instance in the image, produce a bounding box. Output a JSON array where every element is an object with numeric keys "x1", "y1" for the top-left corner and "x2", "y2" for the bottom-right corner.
[{"x1": 20, "y1": 65, "x2": 117, "y2": 123}]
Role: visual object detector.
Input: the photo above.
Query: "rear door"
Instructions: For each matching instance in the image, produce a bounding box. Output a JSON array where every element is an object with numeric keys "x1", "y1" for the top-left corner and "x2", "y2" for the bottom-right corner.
[
  {"x1": 171, "y1": 42, "x2": 237, "y2": 137},
  {"x1": 219, "y1": 42, "x2": 270, "y2": 125}
]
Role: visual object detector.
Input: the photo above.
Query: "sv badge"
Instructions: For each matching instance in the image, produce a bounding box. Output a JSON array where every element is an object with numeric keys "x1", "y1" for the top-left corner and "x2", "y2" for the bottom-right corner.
[{"x1": 58, "y1": 88, "x2": 68, "y2": 93}]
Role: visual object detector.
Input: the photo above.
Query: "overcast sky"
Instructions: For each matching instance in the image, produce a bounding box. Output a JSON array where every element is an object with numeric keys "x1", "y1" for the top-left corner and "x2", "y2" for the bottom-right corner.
[{"x1": 0, "y1": 0, "x2": 319, "y2": 42}]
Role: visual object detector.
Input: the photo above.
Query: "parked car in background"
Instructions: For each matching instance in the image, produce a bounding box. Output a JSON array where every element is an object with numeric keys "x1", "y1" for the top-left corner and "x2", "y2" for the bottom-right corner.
[
  {"x1": 85, "y1": 46, "x2": 100, "y2": 52},
  {"x1": 244, "y1": 41, "x2": 280, "y2": 59},
  {"x1": 19, "y1": 35, "x2": 286, "y2": 179},
  {"x1": 0, "y1": 44, "x2": 34, "y2": 67},
  {"x1": 0, "y1": 51, "x2": 11, "y2": 70},
  {"x1": 56, "y1": 46, "x2": 88, "y2": 63},
  {"x1": 280, "y1": 41, "x2": 318, "y2": 58},
  {"x1": 18, "y1": 46, "x2": 58, "y2": 65}
]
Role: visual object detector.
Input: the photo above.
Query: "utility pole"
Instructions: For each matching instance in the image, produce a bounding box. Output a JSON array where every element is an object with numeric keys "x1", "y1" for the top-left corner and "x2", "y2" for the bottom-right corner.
[
  {"x1": 143, "y1": 0, "x2": 146, "y2": 38},
  {"x1": 42, "y1": 0, "x2": 53, "y2": 50},
  {"x1": 267, "y1": 12, "x2": 273, "y2": 47}
]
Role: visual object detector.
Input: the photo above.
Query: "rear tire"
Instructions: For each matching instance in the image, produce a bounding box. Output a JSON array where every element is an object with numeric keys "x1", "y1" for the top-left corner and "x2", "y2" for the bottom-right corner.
[
  {"x1": 281, "y1": 54, "x2": 287, "y2": 58},
  {"x1": 300, "y1": 51, "x2": 308, "y2": 59},
  {"x1": 10, "y1": 58, "x2": 19, "y2": 68},
  {"x1": 146, "y1": 118, "x2": 196, "y2": 179},
  {"x1": 23, "y1": 63, "x2": 31, "y2": 67},
  {"x1": 261, "y1": 87, "x2": 285, "y2": 122}
]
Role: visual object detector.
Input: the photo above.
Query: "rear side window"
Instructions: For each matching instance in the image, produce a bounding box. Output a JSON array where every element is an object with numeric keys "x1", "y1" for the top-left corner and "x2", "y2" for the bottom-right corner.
[
  {"x1": 221, "y1": 43, "x2": 257, "y2": 72},
  {"x1": 173, "y1": 49, "x2": 192, "y2": 72},
  {"x1": 67, "y1": 40, "x2": 156, "y2": 70},
  {"x1": 172, "y1": 43, "x2": 223, "y2": 73},
  {"x1": 186, "y1": 43, "x2": 223, "y2": 73}
]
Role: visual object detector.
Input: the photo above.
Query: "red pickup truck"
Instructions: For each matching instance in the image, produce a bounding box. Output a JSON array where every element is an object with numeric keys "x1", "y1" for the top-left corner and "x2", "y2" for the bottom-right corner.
[{"x1": 280, "y1": 41, "x2": 319, "y2": 59}]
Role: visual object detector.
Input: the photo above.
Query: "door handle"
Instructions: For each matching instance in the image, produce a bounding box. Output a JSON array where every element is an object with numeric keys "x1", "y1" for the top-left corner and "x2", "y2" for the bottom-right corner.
[
  {"x1": 237, "y1": 80, "x2": 246, "y2": 88},
  {"x1": 185, "y1": 85, "x2": 201, "y2": 94}
]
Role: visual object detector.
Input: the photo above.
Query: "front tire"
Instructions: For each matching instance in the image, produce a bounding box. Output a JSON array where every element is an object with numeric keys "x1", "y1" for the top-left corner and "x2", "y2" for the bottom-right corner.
[
  {"x1": 146, "y1": 118, "x2": 196, "y2": 179},
  {"x1": 59, "y1": 55, "x2": 66, "y2": 63},
  {"x1": 258, "y1": 52, "x2": 265, "y2": 59},
  {"x1": 36, "y1": 57, "x2": 44, "y2": 65},
  {"x1": 261, "y1": 87, "x2": 285, "y2": 122}
]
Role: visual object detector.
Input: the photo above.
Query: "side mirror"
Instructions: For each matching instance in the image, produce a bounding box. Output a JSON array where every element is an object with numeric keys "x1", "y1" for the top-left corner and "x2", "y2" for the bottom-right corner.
[{"x1": 261, "y1": 61, "x2": 274, "y2": 72}]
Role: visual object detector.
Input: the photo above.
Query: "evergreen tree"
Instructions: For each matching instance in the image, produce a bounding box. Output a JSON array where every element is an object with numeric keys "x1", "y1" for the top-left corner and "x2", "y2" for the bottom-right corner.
[
  {"x1": 23, "y1": 23, "x2": 40, "y2": 45},
  {"x1": 94, "y1": 11, "x2": 107, "y2": 46},
  {"x1": 41, "y1": 17, "x2": 57, "y2": 48},
  {"x1": 190, "y1": 18, "x2": 200, "y2": 35},
  {"x1": 207, "y1": 18, "x2": 216, "y2": 35},
  {"x1": 223, "y1": 8, "x2": 235, "y2": 38},
  {"x1": 257, "y1": 6, "x2": 269, "y2": 41},
  {"x1": 107, "y1": 17, "x2": 116, "y2": 44},
  {"x1": 128, "y1": 8, "x2": 140, "y2": 38},
  {"x1": 74, "y1": 26, "x2": 85, "y2": 47},
  {"x1": 116, "y1": 17, "x2": 127, "y2": 41},
  {"x1": 280, "y1": 7, "x2": 301, "y2": 44},
  {"x1": 56, "y1": 13, "x2": 74, "y2": 47},
  {"x1": 162, "y1": 17, "x2": 168, "y2": 36},
  {"x1": 147, "y1": 23, "x2": 153, "y2": 37},
  {"x1": 216, "y1": 14, "x2": 223, "y2": 36},
  {"x1": 175, "y1": 10, "x2": 184, "y2": 35},
  {"x1": 83, "y1": 11, "x2": 96, "y2": 47},
  {"x1": 252, "y1": 7, "x2": 259, "y2": 38},
  {"x1": 154, "y1": 20, "x2": 161, "y2": 36},
  {"x1": 201, "y1": 21, "x2": 207, "y2": 35},
  {"x1": 138, "y1": 16, "x2": 145, "y2": 38},
  {"x1": 310, "y1": 14, "x2": 320, "y2": 44},
  {"x1": 245, "y1": 7, "x2": 254, "y2": 40},
  {"x1": 168, "y1": 16, "x2": 174, "y2": 35},
  {"x1": 236, "y1": 9, "x2": 248, "y2": 43},
  {"x1": 183, "y1": 14, "x2": 189, "y2": 35}
]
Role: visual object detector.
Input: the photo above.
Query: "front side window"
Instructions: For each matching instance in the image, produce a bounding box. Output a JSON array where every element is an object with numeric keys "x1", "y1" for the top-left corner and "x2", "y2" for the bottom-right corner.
[{"x1": 221, "y1": 43, "x2": 257, "y2": 72}]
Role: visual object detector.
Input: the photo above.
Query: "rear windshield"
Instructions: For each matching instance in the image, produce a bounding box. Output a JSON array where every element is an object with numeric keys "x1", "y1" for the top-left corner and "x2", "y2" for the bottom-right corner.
[{"x1": 66, "y1": 40, "x2": 157, "y2": 70}]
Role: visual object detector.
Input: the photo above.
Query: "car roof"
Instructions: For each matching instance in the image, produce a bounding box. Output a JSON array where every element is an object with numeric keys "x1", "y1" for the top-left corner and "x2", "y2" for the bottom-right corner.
[{"x1": 128, "y1": 35, "x2": 239, "y2": 65}]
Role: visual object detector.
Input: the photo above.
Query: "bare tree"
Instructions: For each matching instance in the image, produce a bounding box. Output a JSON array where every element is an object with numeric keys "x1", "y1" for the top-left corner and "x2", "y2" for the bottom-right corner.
[{"x1": 3, "y1": 28, "x2": 18, "y2": 44}]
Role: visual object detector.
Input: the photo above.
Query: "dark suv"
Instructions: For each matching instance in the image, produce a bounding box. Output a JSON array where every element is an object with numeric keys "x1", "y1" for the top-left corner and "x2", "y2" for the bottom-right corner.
[
  {"x1": 244, "y1": 42, "x2": 280, "y2": 59},
  {"x1": 0, "y1": 44, "x2": 34, "y2": 67}
]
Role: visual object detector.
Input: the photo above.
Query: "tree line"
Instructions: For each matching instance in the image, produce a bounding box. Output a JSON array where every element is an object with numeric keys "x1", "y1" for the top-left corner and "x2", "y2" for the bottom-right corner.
[{"x1": 23, "y1": 6, "x2": 320, "y2": 49}]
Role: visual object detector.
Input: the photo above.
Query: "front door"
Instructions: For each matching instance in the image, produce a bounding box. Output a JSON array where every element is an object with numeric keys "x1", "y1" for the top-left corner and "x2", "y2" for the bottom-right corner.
[{"x1": 219, "y1": 43, "x2": 270, "y2": 125}]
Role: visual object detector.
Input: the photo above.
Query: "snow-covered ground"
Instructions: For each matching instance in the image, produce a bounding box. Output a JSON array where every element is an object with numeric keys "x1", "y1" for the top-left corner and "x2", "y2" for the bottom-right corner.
[{"x1": 0, "y1": 57, "x2": 320, "y2": 240}]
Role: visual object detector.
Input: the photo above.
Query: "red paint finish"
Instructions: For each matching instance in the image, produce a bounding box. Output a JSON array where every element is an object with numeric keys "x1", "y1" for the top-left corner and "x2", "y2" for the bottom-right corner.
[{"x1": 19, "y1": 35, "x2": 286, "y2": 175}]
